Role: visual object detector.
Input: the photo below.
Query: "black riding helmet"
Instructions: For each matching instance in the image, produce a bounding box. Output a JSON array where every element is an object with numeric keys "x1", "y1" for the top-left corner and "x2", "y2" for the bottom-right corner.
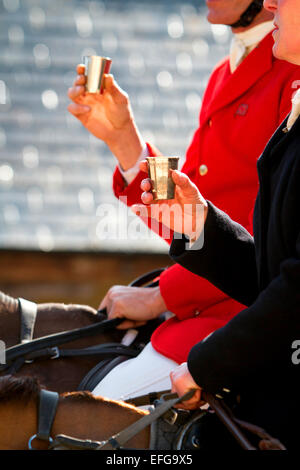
[{"x1": 230, "y1": 0, "x2": 264, "y2": 28}]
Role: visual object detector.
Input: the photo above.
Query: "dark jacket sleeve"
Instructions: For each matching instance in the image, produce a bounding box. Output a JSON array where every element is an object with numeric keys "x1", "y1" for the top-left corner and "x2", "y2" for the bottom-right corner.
[
  {"x1": 170, "y1": 201, "x2": 259, "y2": 307},
  {"x1": 169, "y1": 203, "x2": 300, "y2": 394}
]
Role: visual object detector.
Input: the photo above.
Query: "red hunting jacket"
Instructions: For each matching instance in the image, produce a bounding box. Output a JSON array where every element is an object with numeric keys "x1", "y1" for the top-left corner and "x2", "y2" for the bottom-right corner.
[{"x1": 112, "y1": 32, "x2": 300, "y2": 364}]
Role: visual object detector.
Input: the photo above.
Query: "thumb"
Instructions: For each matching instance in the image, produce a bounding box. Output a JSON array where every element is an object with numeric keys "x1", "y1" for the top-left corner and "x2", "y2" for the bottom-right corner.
[
  {"x1": 103, "y1": 74, "x2": 128, "y2": 104},
  {"x1": 98, "y1": 292, "x2": 109, "y2": 312},
  {"x1": 171, "y1": 170, "x2": 198, "y2": 195}
]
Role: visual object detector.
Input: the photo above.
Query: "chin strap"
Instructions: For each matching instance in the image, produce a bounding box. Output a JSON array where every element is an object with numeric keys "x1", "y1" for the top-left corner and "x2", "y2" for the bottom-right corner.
[{"x1": 230, "y1": 0, "x2": 264, "y2": 28}]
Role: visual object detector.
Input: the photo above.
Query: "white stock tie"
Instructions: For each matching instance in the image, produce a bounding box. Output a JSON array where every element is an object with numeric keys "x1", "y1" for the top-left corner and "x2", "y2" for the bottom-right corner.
[
  {"x1": 229, "y1": 36, "x2": 248, "y2": 73},
  {"x1": 229, "y1": 21, "x2": 275, "y2": 74},
  {"x1": 229, "y1": 35, "x2": 260, "y2": 73},
  {"x1": 286, "y1": 88, "x2": 300, "y2": 131}
]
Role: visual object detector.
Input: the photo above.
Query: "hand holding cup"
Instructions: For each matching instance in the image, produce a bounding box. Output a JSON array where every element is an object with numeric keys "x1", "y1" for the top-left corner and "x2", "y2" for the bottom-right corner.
[
  {"x1": 146, "y1": 156, "x2": 179, "y2": 201},
  {"x1": 83, "y1": 55, "x2": 112, "y2": 94},
  {"x1": 132, "y1": 160, "x2": 208, "y2": 243},
  {"x1": 67, "y1": 61, "x2": 144, "y2": 170}
]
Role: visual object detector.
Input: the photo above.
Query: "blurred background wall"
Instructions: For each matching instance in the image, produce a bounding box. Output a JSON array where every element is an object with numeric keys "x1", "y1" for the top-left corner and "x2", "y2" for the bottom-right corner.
[{"x1": 0, "y1": 0, "x2": 230, "y2": 307}]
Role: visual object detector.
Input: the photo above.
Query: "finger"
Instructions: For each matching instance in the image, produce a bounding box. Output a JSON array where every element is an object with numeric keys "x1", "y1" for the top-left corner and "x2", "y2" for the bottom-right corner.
[
  {"x1": 178, "y1": 388, "x2": 201, "y2": 403},
  {"x1": 139, "y1": 160, "x2": 149, "y2": 173},
  {"x1": 173, "y1": 394, "x2": 202, "y2": 410},
  {"x1": 141, "y1": 191, "x2": 154, "y2": 205},
  {"x1": 77, "y1": 64, "x2": 86, "y2": 75},
  {"x1": 98, "y1": 292, "x2": 109, "y2": 311},
  {"x1": 174, "y1": 402, "x2": 197, "y2": 410},
  {"x1": 103, "y1": 74, "x2": 115, "y2": 92},
  {"x1": 67, "y1": 102, "x2": 91, "y2": 116},
  {"x1": 170, "y1": 381, "x2": 177, "y2": 395},
  {"x1": 68, "y1": 85, "x2": 86, "y2": 101},
  {"x1": 74, "y1": 75, "x2": 86, "y2": 86},
  {"x1": 116, "y1": 320, "x2": 146, "y2": 330},
  {"x1": 140, "y1": 178, "x2": 152, "y2": 192},
  {"x1": 115, "y1": 320, "x2": 134, "y2": 330}
]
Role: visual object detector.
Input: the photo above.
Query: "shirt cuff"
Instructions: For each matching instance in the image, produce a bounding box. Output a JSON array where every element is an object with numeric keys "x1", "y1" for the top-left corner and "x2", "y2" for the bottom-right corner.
[{"x1": 118, "y1": 142, "x2": 149, "y2": 185}]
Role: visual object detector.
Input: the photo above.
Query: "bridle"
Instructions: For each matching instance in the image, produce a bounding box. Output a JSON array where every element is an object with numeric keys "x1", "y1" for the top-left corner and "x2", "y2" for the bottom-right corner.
[
  {"x1": 28, "y1": 388, "x2": 286, "y2": 451},
  {"x1": 230, "y1": 0, "x2": 264, "y2": 29},
  {"x1": 28, "y1": 389, "x2": 59, "y2": 450},
  {"x1": 28, "y1": 388, "x2": 197, "y2": 450},
  {"x1": 0, "y1": 268, "x2": 166, "y2": 376}
]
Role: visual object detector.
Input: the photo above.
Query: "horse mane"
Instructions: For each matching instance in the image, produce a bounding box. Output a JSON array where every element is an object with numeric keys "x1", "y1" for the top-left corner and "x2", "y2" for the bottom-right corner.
[
  {"x1": 62, "y1": 390, "x2": 97, "y2": 402},
  {"x1": 62, "y1": 391, "x2": 147, "y2": 415},
  {"x1": 0, "y1": 376, "x2": 147, "y2": 416},
  {"x1": 0, "y1": 375, "x2": 42, "y2": 403}
]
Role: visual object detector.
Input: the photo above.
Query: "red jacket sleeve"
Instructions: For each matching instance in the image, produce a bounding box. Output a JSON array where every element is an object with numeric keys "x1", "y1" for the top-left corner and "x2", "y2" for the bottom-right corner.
[
  {"x1": 113, "y1": 142, "x2": 161, "y2": 206},
  {"x1": 159, "y1": 263, "x2": 232, "y2": 320}
]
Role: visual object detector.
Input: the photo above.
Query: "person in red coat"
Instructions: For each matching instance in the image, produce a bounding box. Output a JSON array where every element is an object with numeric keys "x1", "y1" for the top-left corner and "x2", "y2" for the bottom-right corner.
[{"x1": 68, "y1": 1, "x2": 300, "y2": 400}]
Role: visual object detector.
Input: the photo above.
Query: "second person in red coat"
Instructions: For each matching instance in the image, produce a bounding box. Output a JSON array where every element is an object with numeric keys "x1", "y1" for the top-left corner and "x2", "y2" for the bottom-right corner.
[{"x1": 68, "y1": 0, "x2": 300, "y2": 400}]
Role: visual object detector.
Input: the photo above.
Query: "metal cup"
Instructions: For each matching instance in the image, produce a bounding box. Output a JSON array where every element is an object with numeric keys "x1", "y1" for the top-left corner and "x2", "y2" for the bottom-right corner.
[
  {"x1": 146, "y1": 156, "x2": 180, "y2": 201},
  {"x1": 82, "y1": 55, "x2": 112, "y2": 94}
]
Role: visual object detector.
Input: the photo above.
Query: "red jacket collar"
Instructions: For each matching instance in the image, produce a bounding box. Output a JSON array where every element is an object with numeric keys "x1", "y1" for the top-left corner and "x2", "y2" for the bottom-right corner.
[{"x1": 202, "y1": 31, "x2": 275, "y2": 118}]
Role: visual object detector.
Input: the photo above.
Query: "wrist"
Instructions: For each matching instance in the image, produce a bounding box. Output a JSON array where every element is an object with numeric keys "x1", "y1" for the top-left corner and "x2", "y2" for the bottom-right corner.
[
  {"x1": 107, "y1": 120, "x2": 144, "y2": 171},
  {"x1": 185, "y1": 201, "x2": 209, "y2": 241},
  {"x1": 150, "y1": 286, "x2": 167, "y2": 318}
]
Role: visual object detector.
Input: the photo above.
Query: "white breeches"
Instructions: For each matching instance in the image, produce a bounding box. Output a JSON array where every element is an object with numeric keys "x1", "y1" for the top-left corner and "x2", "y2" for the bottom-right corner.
[{"x1": 92, "y1": 342, "x2": 179, "y2": 402}]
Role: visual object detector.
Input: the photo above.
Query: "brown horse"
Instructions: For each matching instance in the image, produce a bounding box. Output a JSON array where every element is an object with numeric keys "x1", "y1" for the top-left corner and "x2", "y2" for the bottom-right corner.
[
  {"x1": 0, "y1": 292, "x2": 124, "y2": 392},
  {"x1": 0, "y1": 292, "x2": 163, "y2": 394},
  {"x1": 0, "y1": 375, "x2": 150, "y2": 450}
]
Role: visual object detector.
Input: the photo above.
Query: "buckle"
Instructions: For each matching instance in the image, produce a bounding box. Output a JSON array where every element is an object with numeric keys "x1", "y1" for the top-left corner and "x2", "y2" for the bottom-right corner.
[
  {"x1": 28, "y1": 434, "x2": 53, "y2": 450},
  {"x1": 163, "y1": 409, "x2": 178, "y2": 426}
]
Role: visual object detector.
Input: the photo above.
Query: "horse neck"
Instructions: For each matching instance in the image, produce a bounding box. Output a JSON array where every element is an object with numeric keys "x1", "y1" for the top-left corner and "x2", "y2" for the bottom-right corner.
[
  {"x1": 0, "y1": 394, "x2": 150, "y2": 450},
  {"x1": 53, "y1": 395, "x2": 151, "y2": 449}
]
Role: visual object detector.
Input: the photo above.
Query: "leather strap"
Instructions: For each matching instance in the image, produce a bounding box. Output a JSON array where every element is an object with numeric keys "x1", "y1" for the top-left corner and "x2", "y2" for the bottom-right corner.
[
  {"x1": 50, "y1": 434, "x2": 103, "y2": 450},
  {"x1": 51, "y1": 390, "x2": 196, "y2": 451},
  {"x1": 26, "y1": 343, "x2": 139, "y2": 361},
  {"x1": 230, "y1": 0, "x2": 263, "y2": 28},
  {"x1": 202, "y1": 392, "x2": 256, "y2": 450},
  {"x1": 2, "y1": 267, "x2": 167, "y2": 372},
  {"x1": 77, "y1": 358, "x2": 113, "y2": 391},
  {"x1": 125, "y1": 389, "x2": 170, "y2": 407},
  {"x1": 1, "y1": 317, "x2": 123, "y2": 371},
  {"x1": 98, "y1": 390, "x2": 196, "y2": 449},
  {"x1": 37, "y1": 390, "x2": 59, "y2": 441},
  {"x1": 18, "y1": 298, "x2": 37, "y2": 344},
  {"x1": 50, "y1": 389, "x2": 285, "y2": 451}
]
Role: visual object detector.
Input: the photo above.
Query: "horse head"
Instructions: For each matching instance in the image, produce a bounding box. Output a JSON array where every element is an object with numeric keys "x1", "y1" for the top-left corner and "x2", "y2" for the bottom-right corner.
[{"x1": 0, "y1": 374, "x2": 150, "y2": 450}]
